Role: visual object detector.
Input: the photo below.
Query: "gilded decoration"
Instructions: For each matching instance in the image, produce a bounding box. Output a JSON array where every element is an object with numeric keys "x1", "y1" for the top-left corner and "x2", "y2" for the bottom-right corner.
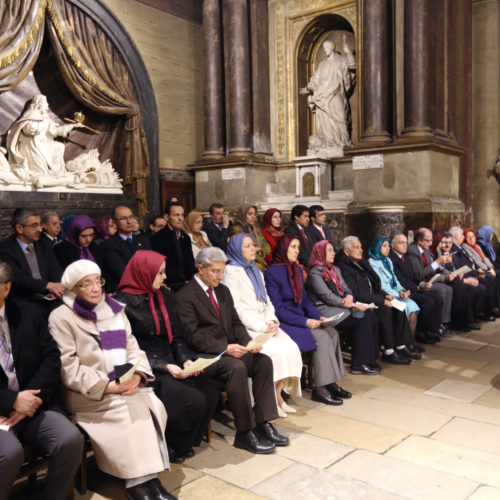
[{"x1": 270, "y1": 0, "x2": 358, "y2": 161}]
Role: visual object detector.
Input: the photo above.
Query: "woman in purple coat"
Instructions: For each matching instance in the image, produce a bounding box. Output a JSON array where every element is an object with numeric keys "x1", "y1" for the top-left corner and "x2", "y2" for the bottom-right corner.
[{"x1": 264, "y1": 234, "x2": 349, "y2": 405}]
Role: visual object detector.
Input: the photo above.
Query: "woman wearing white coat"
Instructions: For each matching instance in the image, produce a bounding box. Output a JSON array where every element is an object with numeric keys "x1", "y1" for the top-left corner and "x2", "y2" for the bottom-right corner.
[{"x1": 222, "y1": 233, "x2": 302, "y2": 417}]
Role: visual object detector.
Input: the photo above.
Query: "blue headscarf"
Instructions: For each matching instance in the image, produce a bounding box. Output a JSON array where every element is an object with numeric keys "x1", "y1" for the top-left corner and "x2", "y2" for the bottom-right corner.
[
  {"x1": 476, "y1": 225, "x2": 496, "y2": 262},
  {"x1": 368, "y1": 237, "x2": 398, "y2": 288},
  {"x1": 227, "y1": 233, "x2": 268, "y2": 303}
]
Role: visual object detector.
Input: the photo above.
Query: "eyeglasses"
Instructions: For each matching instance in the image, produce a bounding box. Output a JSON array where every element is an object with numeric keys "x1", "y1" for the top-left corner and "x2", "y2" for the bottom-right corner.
[
  {"x1": 114, "y1": 215, "x2": 135, "y2": 222},
  {"x1": 75, "y1": 278, "x2": 105, "y2": 290},
  {"x1": 22, "y1": 223, "x2": 42, "y2": 229},
  {"x1": 207, "y1": 268, "x2": 225, "y2": 276}
]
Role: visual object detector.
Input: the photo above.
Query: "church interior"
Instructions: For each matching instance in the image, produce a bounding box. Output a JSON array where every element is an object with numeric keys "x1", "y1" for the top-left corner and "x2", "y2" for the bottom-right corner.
[{"x1": 1, "y1": 1, "x2": 500, "y2": 499}]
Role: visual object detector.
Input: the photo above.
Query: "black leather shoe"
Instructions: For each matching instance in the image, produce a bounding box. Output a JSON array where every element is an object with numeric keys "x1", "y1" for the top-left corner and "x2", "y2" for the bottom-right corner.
[
  {"x1": 234, "y1": 429, "x2": 275, "y2": 454},
  {"x1": 415, "y1": 331, "x2": 437, "y2": 345},
  {"x1": 435, "y1": 327, "x2": 454, "y2": 338},
  {"x1": 409, "y1": 344, "x2": 425, "y2": 354},
  {"x1": 167, "y1": 445, "x2": 185, "y2": 464},
  {"x1": 491, "y1": 307, "x2": 500, "y2": 317},
  {"x1": 327, "y1": 384, "x2": 352, "y2": 399},
  {"x1": 369, "y1": 361, "x2": 382, "y2": 371},
  {"x1": 311, "y1": 388, "x2": 343, "y2": 405},
  {"x1": 256, "y1": 422, "x2": 290, "y2": 446},
  {"x1": 184, "y1": 448, "x2": 195, "y2": 458},
  {"x1": 451, "y1": 324, "x2": 472, "y2": 332},
  {"x1": 350, "y1": 364, "x2": 380, "y2": 375},
  {"x1": 126, "y1": 483, "x2": 156, "y2": 500},
  {"x1": 468, "y1": 323, "x2": 481, "y2": 330},
  {"x1": 381, "y1": 351, "x2": 411, "y2": 365},
  {"x1": 147, "y1": 478, "x2": 177, "y2": 500},
  {"x1": 398, "y1": 346, "x2": 421, "y2": 360}
]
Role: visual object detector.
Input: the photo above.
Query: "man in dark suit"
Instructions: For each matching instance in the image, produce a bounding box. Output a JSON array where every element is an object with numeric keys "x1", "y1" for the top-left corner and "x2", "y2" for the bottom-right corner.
[
  {"x1": 284, "y1": 205, "x2": 313, "y2": 266},
  {"x1": 175, "y1": 247, "x2": 288, "y2": 454},
  {"x1": 0, "y1": 209, "x2": 63, "y2": 308},
  {"x1": 306, "y1": 205, "x2": 333, "y2": 246},
  {"x1": 99, "y1": 205, "x2": 150, "y2": 292},
  {"x1": 135, "y1": 213, "x2": 166, "y2": 248},
  {"x1": 390, "y1": 234, "x2": 446, "y2": 344},
  {"x1": 407, "y1": 228, "x2": 478, "y2": 332},
  {"x1": 0, "y1": 261, "x2": 83, "y2": 500},
  {"x1": 40, "y1": 211, "x2": 62, "y2": 246},
  {"x1": 203, "y1": 203, "x2": 232, "y2": 252},
  {"x1": 152, "y1": 203, "x2": 196, "y2": 292}
]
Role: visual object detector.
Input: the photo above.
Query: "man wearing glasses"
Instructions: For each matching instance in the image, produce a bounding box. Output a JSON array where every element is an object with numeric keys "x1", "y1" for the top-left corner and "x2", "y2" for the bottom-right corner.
[
  {"x1": 0, "y1": 208, "x2": 63, "y2": 310},
  {"x1": 99, "y1": 205, "x2": 150, "y2": 292}
]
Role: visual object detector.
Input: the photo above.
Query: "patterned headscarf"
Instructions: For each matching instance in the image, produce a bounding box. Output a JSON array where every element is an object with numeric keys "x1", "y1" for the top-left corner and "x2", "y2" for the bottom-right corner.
[
  {"x1": 308, "y1": 240, "x2": 344, "y2": 296},
  {"x1": 262, "y1": 208, "x2": 284, "y2": 238},
  {"x1": 464, "y1": 228, "x2": 486, "y2": 262}
]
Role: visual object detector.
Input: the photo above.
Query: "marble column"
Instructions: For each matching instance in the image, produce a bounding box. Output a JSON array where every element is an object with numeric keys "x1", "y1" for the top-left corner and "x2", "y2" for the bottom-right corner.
[
  {"x1": 402, "y1": 0, "x2": 435, "y2": 137},
  {"x1": 361, "y1": 0, "x2": 391, "y2": 142},
  {"x1": 472, "y1": 0, "x2": 500, "y2": 231},
  {"x1": 202, "y1": 0, "x2": 225, "y2": 158},
  {"x1": 223, "y1": 0, "x2": 252, "y2": 156}
]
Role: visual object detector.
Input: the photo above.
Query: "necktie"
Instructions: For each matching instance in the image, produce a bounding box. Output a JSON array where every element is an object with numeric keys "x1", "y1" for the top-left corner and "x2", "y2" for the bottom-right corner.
[
  {"x1": 26, "y1": 244, "x2": 34, "y2": 255},
  {"x1": 207, "y1": 288, "x2": 221, "y2": 319},
  {"x1": 0, "y1": 322, "x2": 19, "y2": 391},
  {"x1": 401, "y1": 255, "x2": 405, "y2": 263},
  {"x1": 318, "y1": 226, "x2": 325, "y2": 239},
  {"x1": 421, "y1": 252, "x2": 428, "y2": 267},
  {"x1": 25, "y1": 244, "x2": 42, "y2": 279},
  {"x1": 300, "y1": 228, "x2": 311, "y2": 250}
]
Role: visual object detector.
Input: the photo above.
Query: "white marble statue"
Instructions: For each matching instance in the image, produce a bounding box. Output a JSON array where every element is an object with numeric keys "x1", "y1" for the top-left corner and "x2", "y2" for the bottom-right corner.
[
  {"x1": 4, "y1": 94, "x2": 122, "y2": 192},
  {"x1": 300, "y1": 35, "x2": 355, "y2": 157}
]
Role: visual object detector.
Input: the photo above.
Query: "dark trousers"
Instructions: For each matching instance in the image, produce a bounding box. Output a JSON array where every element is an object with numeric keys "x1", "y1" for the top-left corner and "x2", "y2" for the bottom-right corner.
[
  {"x1": 203, "y1": 352, "x2": 278, "y2": 432},
  {"x1": 411, "y1": 290, "x2": 443, "y2": 333},
  {"x1": 154, "y1": 372, "x2": 220, "y2": 453},
  {"x1": 0, "y1": 410, "x2": 83, "y2": 500},
  {"x1": 337, "y1": 310, "x2": 379, "y2": 365},
  {"x1": 479, "y1": 274, "x2": 499, "y2": 310},
  {"x1": 449, "y1": 280, "x2": 475, "y2": 326},
  {"x1": 374, "y1": 305, "x2": 413, "y2": 349},
  {"x1": 462, "y1": 281, "x2": 488, "y2": 316}
]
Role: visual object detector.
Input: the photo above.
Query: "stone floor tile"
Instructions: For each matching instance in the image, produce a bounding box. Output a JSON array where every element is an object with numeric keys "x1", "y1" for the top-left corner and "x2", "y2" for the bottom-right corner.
[
  {"x1": 159, "y1": 463, "x2": 204, "y2": 493},
  {"x1": 431, "y1": 417, "x2": 500, "y2": 455},
  {"x1": 328, "y1": 449, "x2": 478, "y2": 500},
  {"x1": 467, "y1": 486, "x2": 500, "y2": 500},
  {"x1": 363, "y1": 386, "x2": 500, "y2": 426},
  {"x1": 431, "y1": 345, "x2": 500, "y2": 364},
  {"x1": 387, "y1": 435, "x2": 500, "y2": 487},
  {"x1": 320, "y1": 395, "x2": 451, "y2": 436},
  {"x1": 250, "y1": 462, "x2": 406, "y2": 500},
  {"x1": 173, "y1": 475, "x2": 266, "y2": 500},
  {"x1": 277, "y1": 408, "x2": 407, "y2": 453},
  {"x1": 424, "y1": 378, "x2": 491, "y2": 402},
  {"x1": 473, "y1": 388, "x2": 500, "y2": 409},
  {"x1": 438, "y1": 337, "x2": 488, "y2": 350},
  {"x1": 481, "y1": 362, "x2": 500, "y2": 375},
  {"x1": 184, "y1": 434, "x2": 293, "y2": 489}
]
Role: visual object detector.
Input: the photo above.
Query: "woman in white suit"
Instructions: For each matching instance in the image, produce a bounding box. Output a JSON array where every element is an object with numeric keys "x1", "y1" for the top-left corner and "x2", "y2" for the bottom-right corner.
[{"x1": 222, "y1": 233, "x2": 302, "y2": 417}]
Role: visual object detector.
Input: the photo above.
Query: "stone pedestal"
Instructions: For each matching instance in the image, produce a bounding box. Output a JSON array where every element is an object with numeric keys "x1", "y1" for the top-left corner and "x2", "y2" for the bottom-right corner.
[
  {"x1": 293, "y1": 156, "x2": 333, "y2": 198},
  {"x1": 367, "y1": 205, "x2": 405, "y2": 240}
]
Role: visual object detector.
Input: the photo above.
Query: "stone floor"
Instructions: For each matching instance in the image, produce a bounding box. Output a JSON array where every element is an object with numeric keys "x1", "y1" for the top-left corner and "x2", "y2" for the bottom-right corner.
[{"x1": 17, "y1": 322, "x2": 500, "y2": 499}]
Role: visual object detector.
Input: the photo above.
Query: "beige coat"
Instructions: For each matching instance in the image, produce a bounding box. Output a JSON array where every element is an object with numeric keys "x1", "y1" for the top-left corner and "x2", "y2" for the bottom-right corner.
[{"x1": 49, "y1": 304, "x2": 168, "y2": 479}]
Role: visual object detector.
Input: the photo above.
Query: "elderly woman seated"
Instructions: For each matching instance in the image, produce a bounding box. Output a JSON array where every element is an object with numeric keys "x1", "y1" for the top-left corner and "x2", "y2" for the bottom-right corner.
[
  {"x1": 264, "y1": 234, "x2": 350, "y2": 405},
  {"x1": 306, "y1": 241, "x2": 381, "y2": 375},
  {"x1": 223, "y1": 234, "x2": 303, "y2": 417},
  {"x1": 48, "y1": 260, "x2": 175, "y2": 500},
  {"x1": 115, "y1": 250, "x2": 220, "y2": 463}
]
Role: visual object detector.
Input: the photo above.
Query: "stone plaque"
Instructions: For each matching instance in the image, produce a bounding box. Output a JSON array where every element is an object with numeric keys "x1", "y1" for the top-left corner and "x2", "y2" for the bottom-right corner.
[
  {"x1": 222, "y1": 167, "x2": 245, "y2": 180},
  {"x1": 352, "y1": 154, "x2": 384, "y2": 170}
]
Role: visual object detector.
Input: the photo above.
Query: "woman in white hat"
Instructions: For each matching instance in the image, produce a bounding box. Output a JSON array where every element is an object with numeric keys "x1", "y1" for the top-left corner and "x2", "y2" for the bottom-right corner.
[{"x1": 48, "y1": 260, "x2": 175, "y2": 500}]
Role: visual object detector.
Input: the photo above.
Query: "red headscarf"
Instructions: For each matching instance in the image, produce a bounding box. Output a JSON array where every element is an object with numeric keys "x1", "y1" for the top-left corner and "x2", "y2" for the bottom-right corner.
[
  {"x1": 431, "y1": 230, "x2": 446, "y2": 258},
  {"x1": 271, "y1": 234, "x2": 303, "y2": 304},
  {"x1": 262, "y1": 208, "x2": 285, "y2": 238},
  {"x1": 464, "y1": 228, "x2": 486, "y2": 262},
  {"x1": 117, "y1": 250, "x2": 173, "y2": 342},
  {"x1": 308, "y1": 240, "x2": 345, "y2": 296}
]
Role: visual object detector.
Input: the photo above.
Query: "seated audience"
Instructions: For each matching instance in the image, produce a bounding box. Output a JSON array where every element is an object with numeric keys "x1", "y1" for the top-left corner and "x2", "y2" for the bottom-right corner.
[
  {"x1": 151, "y1": 203, "x2": 196, "y2": 292},
  {"x1": 203, "y1": 203, "x2": 232, "y2": 252},
  {"x1": 265, "y1": 235, "x2": 350, "y2": 405},
  {"x1": 476, "y1": 225, "x2": 500, "y2": 268},
  {"x1": 335, "y1": 236, "x2": 417, "y2": 363},
  {"x1": 223, "y1": 234, "x2": 302, "y2": 417},
  {"x1": 175, "y1": 248, "x2": 289, "y2": 454},
  {"x1": 390, "y1": 234, "x2": 448, "y2": 344},
  {"x1": 0, "y1": 261, "x2": 83, "y2": 500},
  {"x1": 0, "y1": 208, "x2": 64, "y2": 307},
  {"x1": 262, "y1": 208, "x2": 285, "y2": 265},
  {"x1": 94, "y1": 215, "x2": 117, "y2": 245},
  {"x1": 284, "y1": 205, "x2": 314, "y2": 268},
  {"x1": 60, "y1": 215, "x2": 76, "y2": 239},
  {"x1": 368, "y1": 237, "x2": 420, "y2": 335},
  {"x1": 54, "y1": 215, "x2": 98, "y2": 270},
  {"x1": 306, "y1": 205, "x2": 333, "y2": 246},
  {"x1": 183, "y1": 210, "x2": 212, "y2": 258},
  {"x1": 100, "y1": 206, "x2": 150, "y2": 293},
  {"x1": 137, "y1": 214, "x2": 167, "y2": 248},
  {"x1": 231, "y1": 204, "x2": 271, "y2": 271},
  {"x1": 115, "y1": 250, "x2": 219, "y2": 464},
  {"x1": 306, "y1": 240, "x2": 381, "y2": 375},
  {"x1": 41, "y1": 211, "x2": 62, "y2": 246},
  {"x1": 49, "y1": 260, "x2": 175, "y2": 500}
]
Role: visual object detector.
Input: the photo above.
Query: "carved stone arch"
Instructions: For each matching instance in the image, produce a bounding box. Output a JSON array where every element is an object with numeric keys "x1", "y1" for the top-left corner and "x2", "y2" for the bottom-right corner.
[
  {"x1": 65, "y1": 0, "x2": 160, "y2": 214},
  {"x1": 296, "y1": 14, "x2": 355, "y2": 156}
]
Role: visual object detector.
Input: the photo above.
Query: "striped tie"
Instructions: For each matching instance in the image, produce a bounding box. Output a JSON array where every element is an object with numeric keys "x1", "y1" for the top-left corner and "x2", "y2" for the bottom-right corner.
[{"x1": 0, "y1": 324, "x2": 19, "y2": 391}]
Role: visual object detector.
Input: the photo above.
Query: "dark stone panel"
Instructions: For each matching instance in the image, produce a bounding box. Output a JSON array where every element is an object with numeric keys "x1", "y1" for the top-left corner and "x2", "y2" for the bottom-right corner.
[
  {"x1": 0, "y1": 192, "x2": 137, "y2": 241},
  {"x1": 135, "y1": 0, "x2": 203, "y2": 24}
]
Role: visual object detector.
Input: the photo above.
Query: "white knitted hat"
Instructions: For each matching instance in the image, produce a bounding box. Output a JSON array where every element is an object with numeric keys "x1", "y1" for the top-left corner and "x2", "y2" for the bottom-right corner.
[{"x1": 61, "y1": 259, "x2": 101, "y2": 290}]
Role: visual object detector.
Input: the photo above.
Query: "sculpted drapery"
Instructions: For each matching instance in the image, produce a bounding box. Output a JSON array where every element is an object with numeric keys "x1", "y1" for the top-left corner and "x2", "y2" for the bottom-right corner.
[{"x1": 0, "y1": 0, "x2": 149, "y2": 218}]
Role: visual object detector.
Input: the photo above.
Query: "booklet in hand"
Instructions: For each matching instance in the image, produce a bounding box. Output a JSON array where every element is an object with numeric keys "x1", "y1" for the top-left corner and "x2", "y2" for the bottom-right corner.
[
  {"x1": 390, "y1": 298, "x2": 407, "y2": 312},
  {"x1": 247, "y1": 333, "x2": 274, "y2": 350}
]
